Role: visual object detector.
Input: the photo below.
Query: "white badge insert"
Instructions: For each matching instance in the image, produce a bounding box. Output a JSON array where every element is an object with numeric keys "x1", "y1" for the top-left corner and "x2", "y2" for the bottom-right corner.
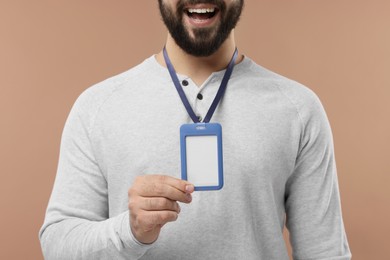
[{"x1": 180, "y1": 123, "x2": 224, "y2": 191}]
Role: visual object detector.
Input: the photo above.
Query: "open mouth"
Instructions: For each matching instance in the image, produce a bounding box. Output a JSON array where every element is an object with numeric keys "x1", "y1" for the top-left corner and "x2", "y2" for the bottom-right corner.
[{"x1": 185, "y1": 7, "x2": 219, "y2": 21}]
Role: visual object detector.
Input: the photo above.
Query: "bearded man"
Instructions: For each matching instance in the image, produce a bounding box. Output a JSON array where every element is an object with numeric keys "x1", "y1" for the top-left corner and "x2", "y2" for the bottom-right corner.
[{"x1": 40, "y1": 1, "x2": 351, "y2": 259}]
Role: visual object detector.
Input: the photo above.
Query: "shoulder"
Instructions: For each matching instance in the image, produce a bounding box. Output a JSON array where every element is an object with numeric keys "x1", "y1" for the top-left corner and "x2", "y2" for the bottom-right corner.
[
  {"x1": 237, "y1": 57, "x2": 326, "y2": 120},
  {"x1": 66, "y1": 56, "x2": 158, "y2": 132},
  {"x1": 78, "y1": 56, "x2": 156, "y2": 104}
]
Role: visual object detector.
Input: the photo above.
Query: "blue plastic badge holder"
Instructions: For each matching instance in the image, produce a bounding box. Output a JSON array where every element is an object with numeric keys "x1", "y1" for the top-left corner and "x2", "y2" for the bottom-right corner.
[{"x1": 180, "y1": 123, "x2": 224, "y2": 191}]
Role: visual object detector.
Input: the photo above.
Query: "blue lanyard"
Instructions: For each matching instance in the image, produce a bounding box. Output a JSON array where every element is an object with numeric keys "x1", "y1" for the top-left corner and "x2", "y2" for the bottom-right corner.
[{"x1": 163, "y1": 47, "x2": 238, "y2": 123}]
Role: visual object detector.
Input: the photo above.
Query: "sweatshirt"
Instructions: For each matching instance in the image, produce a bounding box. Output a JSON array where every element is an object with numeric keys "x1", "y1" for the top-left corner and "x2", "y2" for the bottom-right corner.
[{"x1": 39, "y1": 55, "x2": 351, "y2": 259}]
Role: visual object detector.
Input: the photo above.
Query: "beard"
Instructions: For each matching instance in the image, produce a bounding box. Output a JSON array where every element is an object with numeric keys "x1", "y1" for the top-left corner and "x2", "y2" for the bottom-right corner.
[{"x1": 158, "y1": 0, "x2": 244, "y2": 57}]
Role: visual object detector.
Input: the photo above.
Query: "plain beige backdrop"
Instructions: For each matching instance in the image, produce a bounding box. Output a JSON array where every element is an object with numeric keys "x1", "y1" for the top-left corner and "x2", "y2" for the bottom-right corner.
[{"x1": 1, "y1": 1, "x2": 389, "y2": 259}]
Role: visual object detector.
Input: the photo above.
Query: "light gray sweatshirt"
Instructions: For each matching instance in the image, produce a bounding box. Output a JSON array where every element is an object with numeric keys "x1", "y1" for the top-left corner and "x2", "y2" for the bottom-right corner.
[{"x1": 39, "y1": 56, "x2": 351, "y2": 259}]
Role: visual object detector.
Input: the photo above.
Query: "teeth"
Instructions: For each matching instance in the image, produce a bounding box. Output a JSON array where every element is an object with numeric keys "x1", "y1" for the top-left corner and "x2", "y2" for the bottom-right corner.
[{"x1": 187, "y1": 8, "x2": 215, "y2": 14}]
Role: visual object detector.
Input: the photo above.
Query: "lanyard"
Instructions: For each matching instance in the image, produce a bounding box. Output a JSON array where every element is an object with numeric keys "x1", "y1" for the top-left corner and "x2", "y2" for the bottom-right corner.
[{"x1": 163, "y1": 47, "x2": 238, "y2": 123}]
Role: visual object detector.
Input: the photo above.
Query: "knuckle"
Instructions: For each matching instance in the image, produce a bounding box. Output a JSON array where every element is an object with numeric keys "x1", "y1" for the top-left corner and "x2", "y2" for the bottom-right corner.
[
  {"x1": 146, "y1": 211, "x2": 178, "y2": 225},
  {"x1": 165, "y1": 211, "x2": 178, "y2": 222},
  {"x1": 160, "y1": 211, "x2": 170, "y2": 221},
  {"x1": 128, "y1": 196, "x2": 141, "y2": 212},
  {"x1": 162, "y1": 199, "x2": 171, "y2": 209},
  {"x1": 138, "y1": 211, "x2": 147, "y2": 222},
  {"x1": 157, "y1": 175, "x2": 167, "y2": 183},
  {"x1": 148, "y1": 198, "x2": 171, "y2": 210},
  {"x1": 147, "y1": 198, "x2": 157, "y2": 209},
  {"x1": 134, "y1": 175, "x2": 143, "y2": 183},
  {"x1": 152, "y1": 183, "x2": 165, "y2": 195},
  {"x1": 131, "y1": 177, "x2": 140, "y2": 188},
  {"x1": 129, "y1": 177, "x2": 144, "y2": 196},
  {"x1": 133, "y1": 176, "x2": 146, "y2": 188},
  {"x1": 155, "y1": 211, "x2": 175, "y2": 224},
  {"x1": 128, "y1": 187, "x2": 135, "y2": 197},
  {"x1": 152, "y1": 212, "x2": 163, "y2": 224},
  {"x1": 128, "y1": 200, "x2": 136, "y2": 211},
  {"x1": 157, "y1": 198, "x2": 168, "y2": 208},
  {"x1": 136, "y1": 212, "x2": 150, "y2": 228}
]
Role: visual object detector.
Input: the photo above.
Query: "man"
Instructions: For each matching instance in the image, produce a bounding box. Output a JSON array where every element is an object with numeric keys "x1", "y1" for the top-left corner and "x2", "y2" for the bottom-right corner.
[{"x1": 40, "y1": 0, "x2": 351, "y2": 259}]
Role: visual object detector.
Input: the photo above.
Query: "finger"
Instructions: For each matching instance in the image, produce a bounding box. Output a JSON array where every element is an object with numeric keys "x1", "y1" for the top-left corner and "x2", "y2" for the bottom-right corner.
[
  {"x1": 138, "y1": 175, "x2": 194, "y2": 203},
  {"x1": 184, "y1": 184, "x2": 195, "y2": 194},
  {"x1": 141, "y1": 197, "x2": 181, "y2": 213},
  {"x1": 149, "y1": 175, "x2": 194, "y2": 194},
  {"x1": 144, "y1": 210, "x2": 179, "y2": 226},
  {"x1": 142, "y1": 182, "x2": 192, "y2": 203}
]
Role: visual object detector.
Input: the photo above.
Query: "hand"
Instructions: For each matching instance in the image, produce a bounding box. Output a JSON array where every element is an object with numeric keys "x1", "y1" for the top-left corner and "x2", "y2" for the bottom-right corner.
[{"x1": 128, "y1": 175, "x2": 194, "y2": 244}]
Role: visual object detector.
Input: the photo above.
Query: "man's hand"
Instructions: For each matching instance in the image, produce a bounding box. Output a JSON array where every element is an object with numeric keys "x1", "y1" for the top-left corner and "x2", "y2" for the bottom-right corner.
[{"x1": 128, "y1": 175, "x2": 194, "y2": 244}]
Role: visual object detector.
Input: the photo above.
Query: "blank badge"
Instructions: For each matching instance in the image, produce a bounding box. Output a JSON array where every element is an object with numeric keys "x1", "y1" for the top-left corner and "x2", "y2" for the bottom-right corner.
[{"x1": 180, "y1": 123, "x2": 224, "y2": 191}]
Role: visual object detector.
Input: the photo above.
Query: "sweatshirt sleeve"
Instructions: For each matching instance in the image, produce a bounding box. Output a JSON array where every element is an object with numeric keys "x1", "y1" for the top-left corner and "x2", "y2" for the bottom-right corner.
[
  {"x1": 39, "y1": 88, "x2": 153, "y2": 260},
  {"x1": 284, "y1": 89, "x2": 351, "y2": 260}
]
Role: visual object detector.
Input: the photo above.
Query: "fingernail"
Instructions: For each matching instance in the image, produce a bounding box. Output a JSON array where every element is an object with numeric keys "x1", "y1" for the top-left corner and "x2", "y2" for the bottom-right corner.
[
  {"x1": 186, "y1": 193, "x2": 192, "y2": 202},
  {"x1": 185, "y1": 185, "x2": 194, "y2": 193},
  {"x1": 177, "y1": 204, "x2": 181, "y2": 213}
]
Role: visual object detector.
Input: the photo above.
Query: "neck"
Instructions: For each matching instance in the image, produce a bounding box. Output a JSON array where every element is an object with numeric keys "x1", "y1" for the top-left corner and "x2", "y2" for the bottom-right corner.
[{"x1": 156, "y1": 32, "x2": 242, "y2": 86}]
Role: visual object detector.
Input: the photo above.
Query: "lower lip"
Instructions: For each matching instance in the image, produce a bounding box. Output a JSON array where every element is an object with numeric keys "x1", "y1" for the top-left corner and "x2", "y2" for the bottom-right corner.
[{"x1": 184, "y1": 12, "x2": 220, "y2": 28}]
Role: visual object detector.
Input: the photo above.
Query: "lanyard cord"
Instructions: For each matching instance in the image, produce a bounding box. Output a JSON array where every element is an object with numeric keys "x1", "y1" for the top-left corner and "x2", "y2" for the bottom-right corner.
[{"x1": 163, "y1": 47, "x2": 238, "y2": 123}]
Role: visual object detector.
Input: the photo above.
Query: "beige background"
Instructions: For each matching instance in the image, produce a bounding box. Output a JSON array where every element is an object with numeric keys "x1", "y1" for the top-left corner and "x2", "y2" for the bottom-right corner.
[{"x1": 1, "y1": 1, "x2": 389, "y2": 259}]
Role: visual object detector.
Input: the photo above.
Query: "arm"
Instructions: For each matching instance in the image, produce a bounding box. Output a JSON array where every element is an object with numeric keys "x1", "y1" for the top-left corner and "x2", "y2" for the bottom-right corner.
[
  {"x1": 285, "y1": 92, "x2": 351, "y2": 260},
  {"x1": 39, "y1": 91, "x2": 152, "y2": 259},
  {"x1": 39, "y1": 90, "x2": 193, "y2": 259}
]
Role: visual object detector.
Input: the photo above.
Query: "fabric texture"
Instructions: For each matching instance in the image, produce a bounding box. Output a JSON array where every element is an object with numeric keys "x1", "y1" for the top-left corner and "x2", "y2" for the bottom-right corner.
[{"x1": 39, "y1": 56, "x2": 351, "y2": 259}]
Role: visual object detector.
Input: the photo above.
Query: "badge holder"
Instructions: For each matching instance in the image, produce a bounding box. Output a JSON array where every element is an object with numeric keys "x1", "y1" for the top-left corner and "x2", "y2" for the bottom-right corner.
[
  {"x1": 163, "y1": 46, "x2": 238, "y2": 191},
  {"x1": 180, "y1": 123, "x2": 224, "y2": 191}
]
